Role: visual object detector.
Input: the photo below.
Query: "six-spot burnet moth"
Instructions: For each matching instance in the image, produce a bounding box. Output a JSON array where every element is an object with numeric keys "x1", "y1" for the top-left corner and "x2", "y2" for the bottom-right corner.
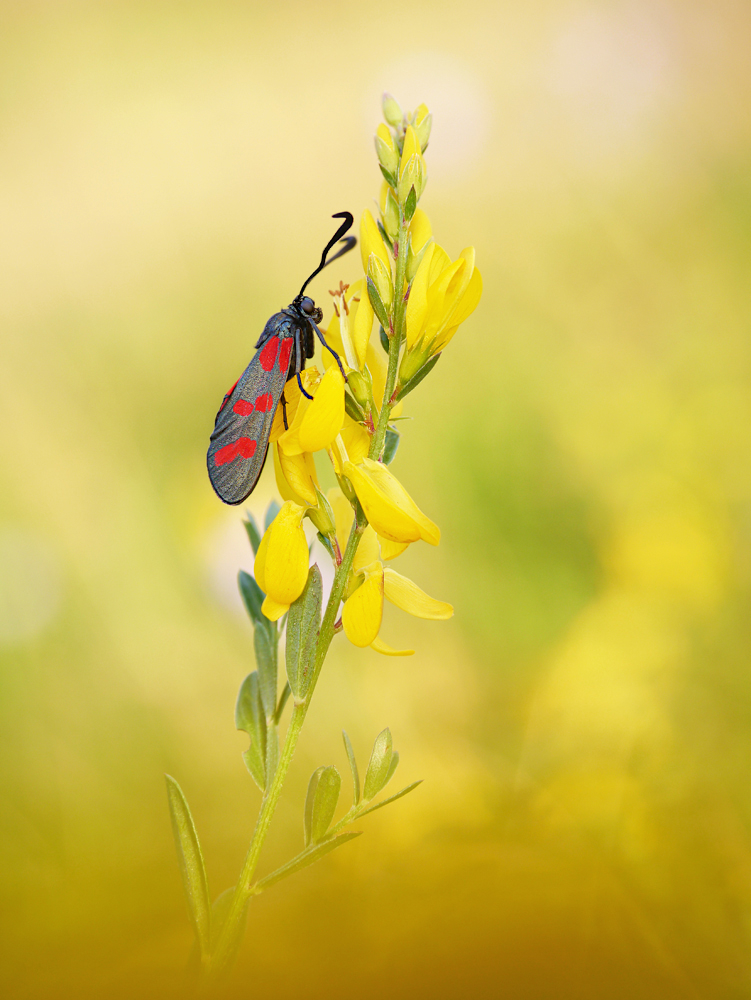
[{"x1": 207, "y1": 212, "x2": 357, "y2": 505}]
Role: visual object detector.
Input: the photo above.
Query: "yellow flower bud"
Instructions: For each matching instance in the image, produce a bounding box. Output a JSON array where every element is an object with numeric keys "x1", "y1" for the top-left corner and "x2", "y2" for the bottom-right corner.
[
  {"x1": 412, "y1": 103, "x2": 432, "y2": 152},
  {"x1": 382, "y1": 188, "x2": 400, "y2": 240},
  {"x1": 367, "y1": 253, "x2": 393, "y2": 314},
  {"x1": 375, "y1": 123, "x2": 399, "y2": 178},
  {"x1": 359, "y1": 210, "x2": 391, "y2": 274},
  {"x1": 254, "y1": 501, "x2": 309, "y2": 621},
  {"x1": 382, "y1": 92, "x2": 403, "y2": 128},
  {"x1": 400, "y1": 125, "x2": 421, "y2": 174},
  {"x1": 397, "y1": 153, "x2": 427, "y2": 206}
]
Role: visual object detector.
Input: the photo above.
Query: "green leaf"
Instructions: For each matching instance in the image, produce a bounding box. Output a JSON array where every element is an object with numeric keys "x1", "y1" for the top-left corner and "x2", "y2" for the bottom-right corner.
[
  {"x1": 384, "y1": 750, "x2": 399, "y2": 788},
  {"x1": 367, "y1": 277, "x2": 390, "y2": 331},
  {"x1": 395, "y1": 353, "x2": 441, "y2": 402},
  {"x1": 404, "y1": 185, "x2": 417, "y2": 221},
  {"x1": 382, "y1": 429, "x2": 400, "y2": 466},
  {"x1": 238, "y1": 570, "x2": 267, "y2": 630},
  {"x1": 243, "y1": 515, "x2": 262, "y2": 555},
  {"x1": 165, "y1": 775, "x2": 211, "y2": 962},
  {"x1": 363, "y1": 728, "x2": 393, "y2": 802},
  {"x1": 285, "y1": 566, "x2": 322, "y2": 700},
  {"x1": 253, "y1": 625, "x2": 278, "y2": 720},
  {"x1": 344, "y1": 390, "x2": 366, "y2": 423},
  {"x1": 209, "y1": 887, "x2": 248, "y2": 967},
  {"x1": 377, "y1": 220, "x2": 394, "y2": 254},
  {"x1": 304, "y1": 766, "x2": 341, "y2": 845},
  {"x1": 274, "y1": 682, "x2": 292, "y2": 724},
  {"x1": 342, "y1": 730, "x2": 360, "y2": 805},
  {"x1": 379, "y1": 325, "x2": 389, "y2": 353},
  {"x1": 317, "y1": 532, "x2": 335, "y2": 561},
  {"x1": 257, "y1": 832, "x2": 362, "y2": 892},
  {"x1": 236, "y1": 673, "x2": 267, "y2": 791},
  {"x1": 358, "y1": 780, "x2": 423, "y2": 818},
  {"x1": 264, "y1": 500, "x2": 281, "y2": 531},
  {"x1": 378, "y1": 164, "x2": 397, "y2": 189}
]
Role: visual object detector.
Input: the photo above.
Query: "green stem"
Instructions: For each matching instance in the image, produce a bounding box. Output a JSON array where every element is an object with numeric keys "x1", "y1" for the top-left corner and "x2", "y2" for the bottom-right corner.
[
  {"x1": 369, "y1": 209, "x2": 409, "y2": 461},
  {"x1": 206, "y1": 513, "x2": 365, "y2": 982}
]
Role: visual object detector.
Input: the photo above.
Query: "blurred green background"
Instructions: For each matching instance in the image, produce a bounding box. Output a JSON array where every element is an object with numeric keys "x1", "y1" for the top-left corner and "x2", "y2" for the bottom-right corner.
[{"x1": 2, "y1": 1, "x2": 751, "y2": 997}]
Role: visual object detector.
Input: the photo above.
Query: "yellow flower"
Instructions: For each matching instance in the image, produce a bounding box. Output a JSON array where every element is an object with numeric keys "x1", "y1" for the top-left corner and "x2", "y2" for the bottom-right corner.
[
  {"x1": 254, "y1": 501, "x2": 309, "y2": 621},
  {"x1": 342, "y1": 457, "x2": 440, "y2": 545},
  {"x1": 342, "y1": 560, "x2": 453, "y2": 656},
  {"x1": 401, "y1": 242, "x2": 482, "y2": 383},
  {"x1": 277, "y1": 366, "x2": 345, "y2": 457},
  {"x1": 273, "y1": 446, "x2": 318, "y2": 507}
]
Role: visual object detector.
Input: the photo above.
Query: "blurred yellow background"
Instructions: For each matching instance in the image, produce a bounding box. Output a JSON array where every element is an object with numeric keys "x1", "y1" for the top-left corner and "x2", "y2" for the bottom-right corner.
[{"x1": 2, "y1": 1, "x2": 751, "y2": 997}]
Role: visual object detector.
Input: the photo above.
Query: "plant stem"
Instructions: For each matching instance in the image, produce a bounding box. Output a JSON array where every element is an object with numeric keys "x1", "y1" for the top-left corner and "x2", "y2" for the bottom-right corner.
[
  {"x1": 206, "y1": 202, "x2": 410, "y2": 986},
  {"x1": 206, "y1": 511, "x2": 365, "y2": 982},
  {"x1": 369, "y1": 210, "x2": 409, "y2": 461}
]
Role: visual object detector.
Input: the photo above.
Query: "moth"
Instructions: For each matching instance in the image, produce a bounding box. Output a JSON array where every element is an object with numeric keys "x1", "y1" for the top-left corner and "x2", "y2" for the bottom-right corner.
[{"x1": 207, "y1": 212, "x2": 355, "y2": 505}]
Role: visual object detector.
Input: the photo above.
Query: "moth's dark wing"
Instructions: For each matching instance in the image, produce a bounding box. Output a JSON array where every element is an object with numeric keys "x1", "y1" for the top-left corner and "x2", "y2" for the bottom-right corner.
[{"x1": 207, "y1": 332, "x2": 294, "y2": 504}]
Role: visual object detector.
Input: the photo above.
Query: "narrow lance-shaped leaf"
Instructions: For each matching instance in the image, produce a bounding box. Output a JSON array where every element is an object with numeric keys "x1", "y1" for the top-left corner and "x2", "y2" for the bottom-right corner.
[
  {"x1": 396, "y1": 354, "x2": 441, "y2": 401},
  {"x1": 367, "y1": 277, "x2": 390, "y2": 331},
  {"x1": 256, "y1": 832, "x2": 362, "y2": 892},
  {"x1": 363, "y1": 728, "x2": 393, "y2": 802},
  {"x1": 382, "y1": 429, "x2": 400, "y2": 466},
  {"x1": 285, "y1": 566, "x2": 322, "y2": 700},
  {"x1": 264, "y1": 499, "x2": 281, "y2": 530},
  {"x1": 342, "y1": 730, "x2": 360, "y2": 805},
  {"x1": 358, "y1": 780, "x2": 423, "y2": 818},
  {"x1": 165, "y1": 775, "x2": 211, "y2": 963},
  {"x1": 253, "y1": 625, "x2": 278, "y2": 721},
  {"x1": 243, "y1": 514, "x2": 262, "y2": 555},
  {"x1": 265, "y1": 726, "x2": 279, "y2": 790},
  {"x1": 384, "y1": 750, "x2": 399, "y2": 789},
  {"x1": 236, "y1": 672, "x2": 267, "y2": 792},
  {"x1": 238, "y1": 570, "x2": 268, "y2": 632}
]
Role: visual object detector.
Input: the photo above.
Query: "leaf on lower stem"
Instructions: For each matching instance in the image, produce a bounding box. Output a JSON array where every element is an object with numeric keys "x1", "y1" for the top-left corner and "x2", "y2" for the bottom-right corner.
[
  {"x1": 243, "y1": 515, "x2": 262, "y2": 556},
  {"x1": 304, "y1": 765, "x2": 341, "y2": 846},
  {"x1": 165, "y1": 775, "x2": 211, "y2": 964},
  {"x1": 236, "y1": 672, "x2": 267, "y2": 792},
  {"x1": 209, "y1": 887, "x2": 249, "y2": 969},
  {"x1": 253, "y1": 625, "x2": 278, "y2": 721},
  {"x1": 363, "y1": 728, "x2": 393, "y2": 802},
  {"x1": 286, "y1": 566, "x2": 322, "y2": 700},
  {"x1": 256, "y1": 832, "x2": 363, "y2": 892},
  {"x1": 358, "y1": 779, "x2": 423, "y2": 818},
  {"x1": 265, "y1": 725, "x2": 279, "y2": 790},
  {"x1": 342, "y1": 730, "x2": 360, "y2": 805}
]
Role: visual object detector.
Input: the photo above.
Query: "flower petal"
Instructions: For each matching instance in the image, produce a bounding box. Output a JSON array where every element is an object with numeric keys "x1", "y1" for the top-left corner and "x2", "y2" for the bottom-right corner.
[
  {"x1": 353, "y1": 525, "x2": 380, "y2": 573},
  {"x1": 409, "y1": 209, "x2": 432, "y2": 254},
  {"x1": 274, "y1": 445, "x2": 318, "y2": 506},
  {"x1": 261, "y1": 595, "x2": 290, "y2": 622},
  {"x1": 405, "y1": 243, "x2": 436, "y2": 349},
  {"x1": 345, "y1": 458, "x2": 440, "y2": 546},
  {"x1": 378, "y1": 535, "x2": 409, "y2": 560},
  {"x1": 254, "y1": 500, "x2": 309, "y2": 607},
  {"x1": 342, "y1": 565, "x2": 384, "y2": 647},
  {"x1": 360, "y1": 209, "x2": 391, "y2": 273},
  {"x1": 298, "y1": 366, "x2": 345, "y2": 453},
  {"x1": 370, "y1": 636, "x2": 415, "y2": 656},
  {"x1": 383, "y1": 568, "x2": 453, "y2": 619},
  {"x1": 351, "y1": 288, "x2": 374, "y2": 369}
]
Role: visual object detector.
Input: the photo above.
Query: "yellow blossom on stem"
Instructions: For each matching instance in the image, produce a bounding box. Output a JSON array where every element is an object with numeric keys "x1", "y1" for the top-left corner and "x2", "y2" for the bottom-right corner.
[
  {"x1": 277, "y1": 366, "x2": 345, "y2": 457},
  {"x1": 254, "y1": 501, "x2": 309, "y2": 621},
  {"x1": 343, "y1": 458, "x2": 440, "y2": 545}
]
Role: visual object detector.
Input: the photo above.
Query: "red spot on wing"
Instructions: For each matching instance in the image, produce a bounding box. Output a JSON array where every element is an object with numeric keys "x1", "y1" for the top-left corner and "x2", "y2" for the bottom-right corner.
[
  {"x1": 233, "y1": 399, "x2": 254, "y2": 415},
  {"x1": 219, "y1": 379, "x2": 239, "y2": 412},
  {"x1": 278, "y1": 338, "x2": 293, "y2": 374},
  {"x1": 260, "y1": 337, "x2": 279, "y2": 371},
  {"x1": 215, "y1": 437, "x2": 257, "y2": 466},
  {"x1": 254, "y1": 393, "x2": 274, "y2": 412}
]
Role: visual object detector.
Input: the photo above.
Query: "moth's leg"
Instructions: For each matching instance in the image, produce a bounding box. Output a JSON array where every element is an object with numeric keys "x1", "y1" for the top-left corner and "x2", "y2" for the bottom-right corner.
[
  {"x1": 310, "y1": 321, "x2": 347, "y2": 380},
  {"x1": 294, "y1": 331, "x2": 314, "y2": 399},
  {"x1": 281, "y1": 391, "x2": 288, "y2": 430}
]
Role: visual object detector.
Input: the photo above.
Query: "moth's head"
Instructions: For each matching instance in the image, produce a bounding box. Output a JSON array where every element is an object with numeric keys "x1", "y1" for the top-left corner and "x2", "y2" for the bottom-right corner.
[{"x1": 297, "y1": 295, "x2": 323, "y2": 324}]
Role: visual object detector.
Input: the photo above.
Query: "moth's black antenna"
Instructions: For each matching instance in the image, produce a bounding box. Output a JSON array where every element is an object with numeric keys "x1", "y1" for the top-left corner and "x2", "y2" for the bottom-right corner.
[{"x1": 298, "y1": 212, "x2": 356, "y2": 297}]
